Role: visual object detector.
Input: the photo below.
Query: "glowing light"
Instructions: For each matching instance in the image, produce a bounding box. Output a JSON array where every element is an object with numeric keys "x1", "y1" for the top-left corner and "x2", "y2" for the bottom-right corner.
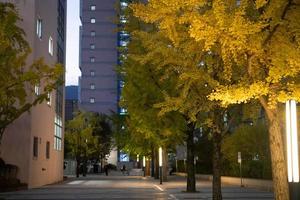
[
  {"x1": 286, "y1": 100, "x2": 299, "y2": 183},
  {"x1": 159, "y1": 147, "x2": 163, "y2": 167},
  {"x1": 143, "y1": 156, "x2": 146, "y2": 167},
  {"x1": 137, "y1": 154, "x2": 139, "y2": 162}
]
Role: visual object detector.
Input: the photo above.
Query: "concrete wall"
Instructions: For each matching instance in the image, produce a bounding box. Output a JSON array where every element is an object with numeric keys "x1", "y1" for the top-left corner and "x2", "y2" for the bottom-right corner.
[{"x1": 0, "y1": 0, "x2": 66, "y2": 188}]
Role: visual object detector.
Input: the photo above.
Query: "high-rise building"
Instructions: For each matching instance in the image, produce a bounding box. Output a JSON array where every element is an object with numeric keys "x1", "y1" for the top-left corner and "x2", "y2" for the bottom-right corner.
[
  {"x1": 79, "y1": 0, "x2": 119, "y2": 114},
  {"x1": 65, "y1": 85, "x2": 79, "y2": 121},
  {"x1": 0, "y1": 0, "x2": 66, "y2": 188},
  {"x1": 79, "y1": 0, "x2": 129, "y2": 165}
]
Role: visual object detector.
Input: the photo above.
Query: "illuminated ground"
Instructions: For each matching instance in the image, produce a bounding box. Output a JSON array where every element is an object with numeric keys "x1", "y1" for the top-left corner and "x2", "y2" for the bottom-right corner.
[{"x1": 0, "y1": 175, "x2": 274, "y2": 200}]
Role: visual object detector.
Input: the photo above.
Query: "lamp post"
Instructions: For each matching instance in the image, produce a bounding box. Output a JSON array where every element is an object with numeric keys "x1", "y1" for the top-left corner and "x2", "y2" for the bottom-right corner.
[
  {"x1": 143, "y1": 156, "x2": 146, "y2": 177},
  {"x1": 137, "y1": 154, "x2": 140, "y2": 168},
  {"x1": 159, "y1": 147, "x2": 163, "y2": 185},
  {"x1": 286, "y1": 100, "x2": 300, "y2": 199}
]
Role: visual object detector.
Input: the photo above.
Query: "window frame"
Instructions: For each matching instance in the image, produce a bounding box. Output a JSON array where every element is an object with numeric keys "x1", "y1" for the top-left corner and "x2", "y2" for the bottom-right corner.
[
  {"x1": 36, "y1": 18, "x2": 42, "y2": 39},
  {"x1": 90, "y1": 97, "x2": 95, "y2": 104},
  {"x1": 46, "y1": 141, "x2": 50, "y2": 159},
  {"x1": 54, "y1": 115, "x2": 62, "y2": 151},
  {"x1": 90, "y1": 84, "x2": 95, "y2": 90},
  {"x1": 90, "y1": 5, "x2": 96, "y2": 11},
  {"x1": 90, "y1": 70, "x2": 95, "y2": 77},
  {"x1": 48, "y1": 36, "x2": 54, "y2": 56},
  {"x1": 33, "y1": 137, "x2": 39, "y2": 158}
]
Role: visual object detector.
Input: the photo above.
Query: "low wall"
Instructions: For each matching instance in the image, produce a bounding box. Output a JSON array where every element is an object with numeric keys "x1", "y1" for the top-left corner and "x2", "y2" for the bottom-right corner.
[{"x1": 175, "y1": 173, "x2": 273, "y2": 191}]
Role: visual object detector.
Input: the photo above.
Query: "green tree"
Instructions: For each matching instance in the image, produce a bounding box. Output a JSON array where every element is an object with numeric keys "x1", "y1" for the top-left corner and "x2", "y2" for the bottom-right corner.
[
  {"x1": 90, "y1": 113, "x2": 113, "y2": 172},
  {"x1": 65, "y1": 112, "x2": 96, "y2": 177},
  {"x1": 0, "y1": 3, "x2": 63, "y2": 143},
  {"x1": 222, "y1": 122, "x2": 272, "y2": 179}
]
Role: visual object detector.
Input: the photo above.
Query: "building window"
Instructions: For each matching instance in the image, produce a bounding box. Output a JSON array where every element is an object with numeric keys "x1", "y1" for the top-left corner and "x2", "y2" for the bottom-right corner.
[
  {"x1": 90, "y1": 84, "x2": 95, "y2": 90},
  {"x1": 90, "y1": 70, "x2": 95, "y2": 76},
  {"x1": 120, "y1": 40, "x2": 128, "y2": 47},
  {"x1": 90, "y1": 98, "x2": 95, "y2": 104},
  {"x1": 46, "y1": 141, "x2": 50, "y2": 159},
  {"x1": 90, "y1": 5, "x2": 96, "y2": 10},
  {"x1": 34, "y1": 84, "x2": 40, "y2": 95},
  {"x1": 91, "y1": 18, "x2": 96, "y2": 23},
  {"x1": 47, "y1": 92, "x2": 51, "y2": 106},
  {"x1": 91, "y1": 31, "x2": 96, "y2": 37},
  {"x1": 54, "y1": 115, "x2": 62, "y2": 151},
  {"x1": 49, "y1": 36, "x2": 53, "y2": 56},
  {"x1": 90, "y1": 57, "x2": 95, "y2": 63},
  {"x1": 90, "y1": 44, "x2": 95, "y2": 50},
  {"x1": 120, "y1": 108, "x2": 127, "y2": 115},
  {"x1": 33, "y1": 137, "x2": 39, "y2": 158},
  {"x1": 120, "y1": 2, "x2": 128, "y2": 9},
  {"x1": 36, "y1": 18, "x2": 42, "y2": 39}
]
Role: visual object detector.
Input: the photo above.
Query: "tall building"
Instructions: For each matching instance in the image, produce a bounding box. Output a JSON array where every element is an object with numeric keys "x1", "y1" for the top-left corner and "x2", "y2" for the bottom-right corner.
[
  {"x1": 0, "y1": 0, "x2": 66, "y2": 188},
  {"x1": 79, "y1": 0, "x2": 129, "y2": 164},
  {"x1": 65, "y1": 85, "x2": 79, "y2": 121},
  {"x1": 79, "y1": 0, "x2": 119, "y2": 114}
]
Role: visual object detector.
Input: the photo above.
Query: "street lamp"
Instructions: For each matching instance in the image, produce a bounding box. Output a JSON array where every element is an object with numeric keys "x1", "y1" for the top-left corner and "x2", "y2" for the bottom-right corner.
[
  {"x1": 159, "y1": 147, "x2": 163, "y2": 185},
  {"x1": 143, "y1": 156, "x2": 146, "y2": 177},
  {"x1": 286, "y1": 100, "x2": 300, "y2": 199}
]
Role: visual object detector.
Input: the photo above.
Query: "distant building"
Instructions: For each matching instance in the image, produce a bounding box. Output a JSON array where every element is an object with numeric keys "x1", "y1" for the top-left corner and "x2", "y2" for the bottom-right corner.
[
  {"x1": 0, "y1": 0, "x2": 67, "y2": 188},
  {"x1": 65, "y1": 86, "x2": 79, "y2": 121}
]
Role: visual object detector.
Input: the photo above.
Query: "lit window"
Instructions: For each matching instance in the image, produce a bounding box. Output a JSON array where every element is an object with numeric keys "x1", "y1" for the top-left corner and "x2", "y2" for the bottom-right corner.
[
  {"x1": 90, "y1": 98, "x2": 95, "y2": 104},
  {"x1": 90, "y1": 44, "x2": 95, "y2": 50},
  {"x1": 47, "y1": 92, "x2": 51, "y2": 106},
  {"x1": 49, "y1": 36, "x2": 53, "y2": 56},
  {"x1": 120, "y1": 108, "x2": 127, "y2": 115},
  {"x1": 91, "y1": 31, "x2": 96, "y2": 36},
  {"x1": 120, "y1": 40, "x2": 128, "y2": 47},
  {"x1": 34, "y1": 84, "x2": 40, "y2": 95},
  {"x1": 90, "y1": 57, "x2": 95, "y2": 63},
  {"x1": 54, "y1": 115, "x2": 62, "y2": 151},
  {"x1": 90, "y1": 5, "x2": 96, "y2": 10},
  {"x1": 120, "y1": 15, "x2": 127, "y2": 23},
  {"x1": 121, "y1": 2, "x2": 128, "y2": 9},
  {"x1": 91, "y1": 18, "x2": 96, "y2": 23},
  {"x1": 90, "y1": 70, "x2": 95, "y2": 76},
  {"x1": 120, "y1": 80, "x2": 125, "y2": 88},
  {"x1": 36, "y1": 18, "x2": 42, "y2": 38},
  {"x1": 90, "y1": 84, "x2": 95, "y2": 90}
]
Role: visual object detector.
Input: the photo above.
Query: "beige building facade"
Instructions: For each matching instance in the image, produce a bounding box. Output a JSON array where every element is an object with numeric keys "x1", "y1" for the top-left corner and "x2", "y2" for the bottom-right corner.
[{"x1": 0, "y1": 0, "x2": 66, "y2": 188}]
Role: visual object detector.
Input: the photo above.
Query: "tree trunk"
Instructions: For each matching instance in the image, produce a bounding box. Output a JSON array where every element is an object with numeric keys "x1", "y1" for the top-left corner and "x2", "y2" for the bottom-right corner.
[
  {"x1": 76, "y1": 157, "x2": 80, "y2": 178},
  {"x1": 162, "y1": 147, "x2": 168, "y2": 181},
  {"x1": 155, "y1": 149, "x2": 159, "y2": 179},
  {"x1": 100, "y1": 155, "x2": 104, "y2": 173},
  {"x1": 151, "y1": 148, "x2": 155, "y2": 177},
  {"x1": 212, "y1": 132, "x2": 222, "y2": 200},
  {"x1": 265, "y1": 107, "x2": 289, "y2": 200},
  {"x1": 186, "y1": 123, "x2": 196, "y2": 192}
]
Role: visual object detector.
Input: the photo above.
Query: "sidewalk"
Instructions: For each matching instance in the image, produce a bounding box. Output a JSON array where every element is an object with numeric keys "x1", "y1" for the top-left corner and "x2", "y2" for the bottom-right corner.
[{"x1": 0, "y1": 174, "x2": 274, "y2": 199}]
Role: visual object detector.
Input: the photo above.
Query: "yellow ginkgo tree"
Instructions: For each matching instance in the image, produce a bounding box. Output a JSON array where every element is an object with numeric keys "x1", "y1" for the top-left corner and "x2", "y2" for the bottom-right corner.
[{"x1": 131, "y1": 0, "x2": 300, "y2": 199}]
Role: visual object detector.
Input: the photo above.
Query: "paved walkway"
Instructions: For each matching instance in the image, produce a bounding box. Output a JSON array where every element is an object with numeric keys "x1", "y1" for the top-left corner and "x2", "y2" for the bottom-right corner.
[{"x1": 0, "y1": 174, "x2": 274, "y2": 200}]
